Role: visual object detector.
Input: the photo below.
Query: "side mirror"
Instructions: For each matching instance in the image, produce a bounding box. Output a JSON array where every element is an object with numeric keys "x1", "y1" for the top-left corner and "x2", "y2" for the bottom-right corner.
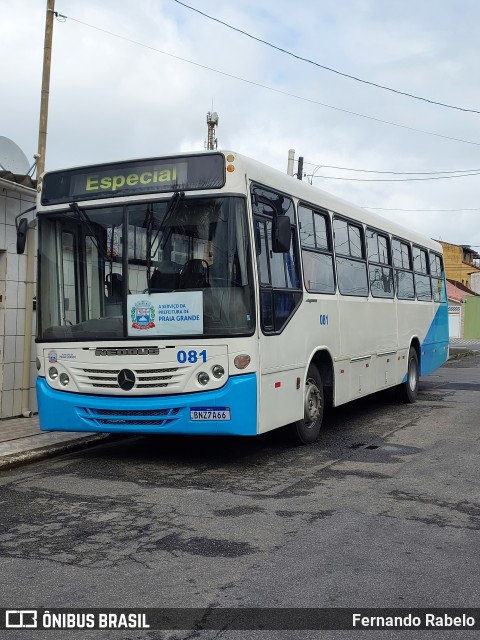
[
  {"x1": 16, "y1": 218, "x2": 28, "y2": 254},
  {"x1": 272, "y1": 215, "x2": 291, "y2": 253}
]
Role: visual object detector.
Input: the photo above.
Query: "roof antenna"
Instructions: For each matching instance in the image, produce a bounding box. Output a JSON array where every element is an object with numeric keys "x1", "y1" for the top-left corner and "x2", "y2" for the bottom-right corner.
[{"x1": 205, "y1": 102, "x2": 219, "y2": 150}]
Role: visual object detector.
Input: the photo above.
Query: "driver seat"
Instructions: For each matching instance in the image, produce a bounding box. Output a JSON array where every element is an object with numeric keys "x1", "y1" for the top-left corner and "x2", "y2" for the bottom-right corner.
[{"x1": 179, "y1": 259, "x2": 210, "y2": 289}]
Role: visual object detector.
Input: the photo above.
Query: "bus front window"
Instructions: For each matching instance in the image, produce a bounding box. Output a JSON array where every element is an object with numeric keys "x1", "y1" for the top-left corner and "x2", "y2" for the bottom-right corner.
[{"x1": 37, "y1": 196, "x2": 254, "y2": 340}]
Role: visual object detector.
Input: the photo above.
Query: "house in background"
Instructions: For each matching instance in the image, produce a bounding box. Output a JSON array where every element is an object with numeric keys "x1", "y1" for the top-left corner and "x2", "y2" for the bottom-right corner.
[
  {"x1": 470, "y1": 271, "x2": 480, "y2": 295},
  {"x1": 446, "y1": 280, "x2": 477, "y2": 339},
  {"x1": 439, "y1": 241, "x2": 480, "y2": 288},
  {"x1": 438, "y1": 241, "x2": 480, "y2": 340}
]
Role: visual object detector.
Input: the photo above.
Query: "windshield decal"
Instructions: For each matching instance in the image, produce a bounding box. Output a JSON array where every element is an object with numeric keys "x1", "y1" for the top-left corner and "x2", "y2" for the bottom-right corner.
[{"x1": 128, "y1": 292, "x2": 203, "y2": 336}]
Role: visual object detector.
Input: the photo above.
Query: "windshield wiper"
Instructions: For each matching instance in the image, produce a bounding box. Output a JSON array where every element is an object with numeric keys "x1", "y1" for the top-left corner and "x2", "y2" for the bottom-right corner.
[
  {"x1": 145, "y1": 191, "x2": 185, "y2": 294},
  {"x1": 68, "y1": 202, "x2": 111, "y2": 266}
]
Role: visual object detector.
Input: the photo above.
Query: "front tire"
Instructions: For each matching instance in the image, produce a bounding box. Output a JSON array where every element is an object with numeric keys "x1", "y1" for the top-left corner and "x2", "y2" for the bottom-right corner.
[
  {"x1": 286, "y1": 364, "x2": 324, "y2": 445},
  {"x1": 399, "y1": 347, "x2": 419, "y2": 403}
]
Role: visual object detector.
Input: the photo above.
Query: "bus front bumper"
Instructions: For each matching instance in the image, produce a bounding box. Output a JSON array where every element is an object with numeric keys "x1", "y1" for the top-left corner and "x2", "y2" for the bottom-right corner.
[{"x1": 36, "y1": 374, "x2": 257, "y2": 436}]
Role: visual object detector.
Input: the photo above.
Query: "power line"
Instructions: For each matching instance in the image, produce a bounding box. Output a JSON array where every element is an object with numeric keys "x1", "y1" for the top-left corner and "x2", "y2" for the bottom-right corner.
[
  {"x1": 172, "y1": 0, "x2": 480, "y2": 115},
  {"x1": 54, "y1": 12, "x2": 480, "y2": 149},
  {"x1": 311, "y1": 172, "x2": 480, "y2": 182},
  {"x1": 303, "y1": 162, "x2": 480, "y2": 176}
]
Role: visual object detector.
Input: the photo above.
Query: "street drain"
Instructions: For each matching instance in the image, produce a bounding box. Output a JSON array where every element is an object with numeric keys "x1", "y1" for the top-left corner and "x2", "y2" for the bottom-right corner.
[{"x1": 365, "y1": 445, "x2": 379, "y2": 450}]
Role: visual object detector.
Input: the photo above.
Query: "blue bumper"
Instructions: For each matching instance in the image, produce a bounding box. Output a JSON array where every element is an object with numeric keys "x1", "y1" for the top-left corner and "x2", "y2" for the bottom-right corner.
[{"x1": 37, "y1": 374, "x2": 258, "y2": 436}]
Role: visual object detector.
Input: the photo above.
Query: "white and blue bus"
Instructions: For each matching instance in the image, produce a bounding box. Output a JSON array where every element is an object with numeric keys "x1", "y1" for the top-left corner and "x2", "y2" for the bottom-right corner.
[{"x1": 28, "y1": 150, "x2": 448, "y2": 444}]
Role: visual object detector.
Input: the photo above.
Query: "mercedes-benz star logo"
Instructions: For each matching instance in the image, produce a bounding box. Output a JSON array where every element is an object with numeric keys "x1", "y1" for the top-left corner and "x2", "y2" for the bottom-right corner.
[{"x1": 117, "y1": 368, "x2": 136, "y2": 391}]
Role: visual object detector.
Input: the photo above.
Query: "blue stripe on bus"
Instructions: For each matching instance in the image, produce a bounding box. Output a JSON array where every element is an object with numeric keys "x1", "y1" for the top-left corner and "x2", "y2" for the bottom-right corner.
[
  {"x1": 420, "y1": 303, "x2": 449, "y2": 376},
  {"x1": 401, "y1": 303, "x2": 449, "y2": 382},
  {"x1": 37, "y1": 373, "x2": 258, "y2": 436}
]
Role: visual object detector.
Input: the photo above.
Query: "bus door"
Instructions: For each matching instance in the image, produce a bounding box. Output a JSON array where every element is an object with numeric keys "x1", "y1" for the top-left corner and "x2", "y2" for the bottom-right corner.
[{"x1": 252, "y1": 185, "x2": 304, "y2": 431}]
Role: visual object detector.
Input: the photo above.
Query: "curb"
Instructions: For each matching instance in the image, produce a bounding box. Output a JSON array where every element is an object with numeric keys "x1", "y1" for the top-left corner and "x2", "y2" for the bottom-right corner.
[
  {"x1": 448, "y1": 349, "x2": 479, "y2": 361},
  {"x1": 0, "y1": 434, "x2": 110, "y2": 472}
]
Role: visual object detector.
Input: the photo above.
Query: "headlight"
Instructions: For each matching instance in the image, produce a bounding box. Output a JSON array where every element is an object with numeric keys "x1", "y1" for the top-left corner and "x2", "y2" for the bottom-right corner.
[
  {"x1": 197, "y1": 372, "x2": 210, "y2": 386},
  {"x1": 59, "y1": 373, "x2": 70, "y2": 386},
  {"x1": 211, "y1": 364, "x2": 225, "y2": 379},
  {"x1": 48, "y1": 367, "x2": 58, "y2": 380}
]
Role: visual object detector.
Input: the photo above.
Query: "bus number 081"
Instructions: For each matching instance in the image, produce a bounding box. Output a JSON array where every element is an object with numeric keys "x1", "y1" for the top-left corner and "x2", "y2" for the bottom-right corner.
[{"x1": 177, "y1": 349, "x2": 207, "y2": 364}]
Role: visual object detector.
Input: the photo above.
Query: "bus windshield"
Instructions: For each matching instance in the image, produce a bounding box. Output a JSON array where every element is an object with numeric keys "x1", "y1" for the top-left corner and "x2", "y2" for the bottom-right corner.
[{"x1": 38, "y1": 195, "x2": 254, "y2": 340}]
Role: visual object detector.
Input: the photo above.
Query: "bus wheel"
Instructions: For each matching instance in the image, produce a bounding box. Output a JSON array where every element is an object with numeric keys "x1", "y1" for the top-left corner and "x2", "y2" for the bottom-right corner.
[
  {"x1": 399, "y1": 347, "x2": 419, "y2": 403},
  {"x1": 287, "y1": 364, "x2": 324, "y2": 445}
]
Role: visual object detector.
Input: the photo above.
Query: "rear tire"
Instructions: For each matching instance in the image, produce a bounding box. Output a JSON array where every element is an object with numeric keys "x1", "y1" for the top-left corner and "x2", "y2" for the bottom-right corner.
[
  {"x1": 399, "y1": 347, "x2": 419, "y2": 403},
  {"x1": 286, "y1": 364, "x2": 324, "y2": 445}
]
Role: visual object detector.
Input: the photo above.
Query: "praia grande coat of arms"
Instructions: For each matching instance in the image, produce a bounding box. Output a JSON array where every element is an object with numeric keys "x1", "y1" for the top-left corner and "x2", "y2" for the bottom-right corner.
[{"x1": 130, "y1": 300, "x2": 156, "y2": 330}]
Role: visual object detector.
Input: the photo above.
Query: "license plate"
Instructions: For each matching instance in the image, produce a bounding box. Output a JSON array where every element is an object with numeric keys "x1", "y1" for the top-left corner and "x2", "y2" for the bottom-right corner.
[{"x1": 190, "y1": 407, "x2": 231, "y2": 421}]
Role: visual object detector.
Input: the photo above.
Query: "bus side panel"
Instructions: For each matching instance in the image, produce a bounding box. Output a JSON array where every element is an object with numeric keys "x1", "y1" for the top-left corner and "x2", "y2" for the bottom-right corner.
[
  {"x1": 419, "y1": 303, "x2": 449, "y2": 376},
  {"x1": 336, "y1": 297, "x2": 397, "y2": 404},
  {"x1": 36, "y1": 373, "x2": 258, "y2": 436},
  {"x1": 396, "y1": 299, "x2": 431, "y2": 374},
  {"x1": 257, "y1": 298, "x2": 338, "y2": 433},
  {"x1": 375, "y1": 353, "x2": 397, "y2": 389},
  {"x1": 259, "y1": 367, "x2": 306, "y2": 433}
]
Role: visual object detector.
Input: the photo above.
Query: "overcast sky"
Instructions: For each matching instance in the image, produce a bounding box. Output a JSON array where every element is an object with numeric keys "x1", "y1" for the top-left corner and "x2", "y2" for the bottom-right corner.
[{"x1": 2, "y1": 0, "x2": 480, "y2": 248}]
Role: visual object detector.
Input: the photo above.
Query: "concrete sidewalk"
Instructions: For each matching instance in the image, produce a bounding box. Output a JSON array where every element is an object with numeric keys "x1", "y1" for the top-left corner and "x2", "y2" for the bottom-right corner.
[
  {"x1": 0, "y1": 414, "x2": 107, "y2": 471},
  {"x1": 0, "y1": 341, "x2": 478, "y2": 471}
]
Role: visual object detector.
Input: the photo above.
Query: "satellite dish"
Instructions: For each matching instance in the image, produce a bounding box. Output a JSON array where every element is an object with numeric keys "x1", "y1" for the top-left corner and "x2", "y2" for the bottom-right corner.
[{"x1": 0, "y1": 136, "x2": 30, "y2": 174}]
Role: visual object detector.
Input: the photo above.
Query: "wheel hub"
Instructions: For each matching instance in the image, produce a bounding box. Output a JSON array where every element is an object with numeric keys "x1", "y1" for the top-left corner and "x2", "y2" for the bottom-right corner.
[{"x1": 304, "y1": 380, "x2": 321, "y2": 424}]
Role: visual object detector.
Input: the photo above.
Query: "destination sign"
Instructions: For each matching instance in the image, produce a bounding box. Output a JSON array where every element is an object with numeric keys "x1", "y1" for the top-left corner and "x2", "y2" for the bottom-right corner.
[{"x1": 41, "y1": 153, "x2": 225, "y2": 205}]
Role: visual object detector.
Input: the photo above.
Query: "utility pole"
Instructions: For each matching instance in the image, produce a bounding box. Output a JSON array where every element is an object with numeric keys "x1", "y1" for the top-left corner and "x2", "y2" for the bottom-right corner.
[
  {"x1": 287, "y1": 149, "x2": 295, "y2": 176},
  {"x1": 205, "y1": 111, "x2": 219, "y2": 150},
  {"x1": 297, "y1": 156, "x2": 304, "y2": 180},
  {"x1": 36, "y1": 0, "x2": 55, "y2": 183}
]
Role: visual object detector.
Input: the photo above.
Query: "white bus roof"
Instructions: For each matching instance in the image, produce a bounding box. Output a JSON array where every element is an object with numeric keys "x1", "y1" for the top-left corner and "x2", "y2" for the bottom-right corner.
[{"x1": 223, "y1": 150, "x2": 442, "y2": 254}]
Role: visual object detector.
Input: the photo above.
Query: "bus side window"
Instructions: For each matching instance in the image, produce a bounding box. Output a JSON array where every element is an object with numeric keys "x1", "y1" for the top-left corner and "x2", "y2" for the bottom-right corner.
[
  {"x1": 252, "y1": 184, "x2": 302, "y2": 333},
  {"x1": 393, "y1": 238, "x2": 415, "y2": 300},
  {"x1": 430, "y1": 252, "x2": 446, "y2": 302},
  {"x1": 413, "y1": 245, "x2": 432, "y2": 300},
  {"x1": 299, "y1": 205, "x2": 335, "y2": 294},
  {"x1": 333, "y1": 217, "x2": 368, "y2": 297},
  {"x1": 366, "y1": 228, "x2": 394, "y2": 298}
]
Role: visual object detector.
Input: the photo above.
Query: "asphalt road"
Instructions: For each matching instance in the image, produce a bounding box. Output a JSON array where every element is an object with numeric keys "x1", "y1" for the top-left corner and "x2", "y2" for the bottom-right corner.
[{"x1": 0, "y1": 354, "x2": 479, "y2": 639}]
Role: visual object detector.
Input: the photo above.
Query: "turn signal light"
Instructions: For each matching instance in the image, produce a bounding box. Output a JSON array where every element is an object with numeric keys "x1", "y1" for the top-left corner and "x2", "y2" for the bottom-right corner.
[{"x1": 234, "y1": 354, "x2": 251, "y2": 370}]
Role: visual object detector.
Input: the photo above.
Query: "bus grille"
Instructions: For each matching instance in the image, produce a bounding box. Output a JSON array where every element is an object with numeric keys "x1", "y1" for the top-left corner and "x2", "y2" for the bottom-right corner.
[
  {"x1": 76, "y1": 407, "x2": 182, "y2": 428},
  {"x1": 70, "y1": 365, "x2": 184, "y2": 393}
]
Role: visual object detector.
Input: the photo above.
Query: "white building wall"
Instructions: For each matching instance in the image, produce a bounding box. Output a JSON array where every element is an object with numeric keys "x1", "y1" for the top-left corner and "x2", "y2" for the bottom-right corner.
[
  {"x1": 470, "y1": 272, "x2": 480, "y2": 294},
  {"x1": 0, "y1": 179, "x2": 37, "y2": 418}
]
